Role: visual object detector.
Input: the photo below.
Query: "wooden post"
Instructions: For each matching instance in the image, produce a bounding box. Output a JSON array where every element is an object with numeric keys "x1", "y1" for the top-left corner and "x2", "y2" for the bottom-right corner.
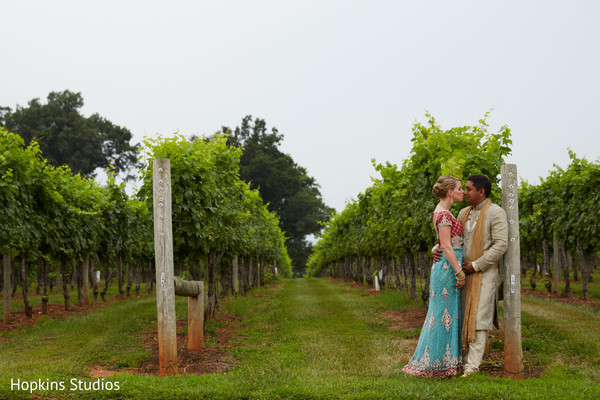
[
  {"x1": 259, "y1": 256, "x2": 265, "y2": 288},
  {"x1": 188, "y1": 282, "x2": 204, "y2": 352},
  {"x1": 232, "y1": 256, "x2": 239, "y2": 295},
  {"x1": 82, "y1": 253, "x2": 90, "y2": 306},
  {"x1": 255, "y1": 256, "x2": 260, "y2": 287},
  {"x1": 255, "y1": 258, "x2": 259, "y2": 288},
  {"x1": 501, "y1": 164, "x2": 524, "y2": 378},
  {"x1": 552, "y1": 233, "x2": 560, "y2": 295},
  {"x1": 153, "y1": 159, "x2": 177, "y2": 376},
  {"x1": 3, "y1": 253, "x2": 10, "y2": 324},
  {"x1": 172, "y1": 277, "x2": 204, "y2": 351},
  {"x1": 171, "y1": 277, "x2": 205, "y2": 351},
  {"x1": 248, "y1": 257, "x2": 253, "y2": 289},
  {"x1": 173, "y1": 277, "x2": 202, "y2": 296}
]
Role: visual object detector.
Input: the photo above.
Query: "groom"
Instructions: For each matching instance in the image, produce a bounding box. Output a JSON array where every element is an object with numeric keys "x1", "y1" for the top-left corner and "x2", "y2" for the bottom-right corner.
[{"x1": 433, "y1": 174, "x2": 508, "y2": 376}]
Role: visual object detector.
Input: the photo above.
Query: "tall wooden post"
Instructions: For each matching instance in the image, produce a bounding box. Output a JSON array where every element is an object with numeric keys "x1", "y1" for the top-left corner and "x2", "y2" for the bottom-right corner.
[
  {"x1": 153, "y1": 159, "x2": 178, "y2": 376},
  {"x1": 501, "y1": 164, "x2": 524, "y2": 378},
  {"x1": 232, "y1": 256, "x2": 239, "y2": 295},
  {"x1": 82, "y1": 253, "x2": 90, "y2": 306},
  {"x1": 3, "y1": 253, "x2": 10, "y2": 324}
]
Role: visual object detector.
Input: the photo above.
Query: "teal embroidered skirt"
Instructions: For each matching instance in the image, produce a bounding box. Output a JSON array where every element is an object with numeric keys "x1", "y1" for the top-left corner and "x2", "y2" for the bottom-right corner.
[{"x1": 402, "y1": 248, "x2": 463, "y2": 377}]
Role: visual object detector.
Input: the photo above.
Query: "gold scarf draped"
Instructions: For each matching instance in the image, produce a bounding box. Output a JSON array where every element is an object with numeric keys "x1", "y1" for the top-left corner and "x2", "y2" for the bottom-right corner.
[{"x1": 460, "y1": 198, "x2": 495, "y2": 349}]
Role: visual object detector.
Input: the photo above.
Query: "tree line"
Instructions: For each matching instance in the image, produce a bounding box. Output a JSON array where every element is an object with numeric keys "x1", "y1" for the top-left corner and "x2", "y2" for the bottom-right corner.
[
  {"x1": 1, "y1": 91, "x2": 332, "y2": 277},
  {"x1": 0, "y1": 90, "x2": 138, "y2": 179}
]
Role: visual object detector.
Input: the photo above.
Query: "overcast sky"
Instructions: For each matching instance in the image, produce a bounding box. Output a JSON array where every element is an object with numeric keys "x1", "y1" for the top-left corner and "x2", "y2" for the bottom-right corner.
[{"x1": 2, "y1": 1, "x2": 599, "y2": 212}]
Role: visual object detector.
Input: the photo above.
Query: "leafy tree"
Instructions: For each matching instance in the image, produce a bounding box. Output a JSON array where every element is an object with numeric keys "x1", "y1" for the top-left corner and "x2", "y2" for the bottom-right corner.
[
  {"x1": 1, "y1": 90, "x2": 138, "y2": 178},
  {"x1": 219, "y1": 116, "x2": 334, "y2": 276}
]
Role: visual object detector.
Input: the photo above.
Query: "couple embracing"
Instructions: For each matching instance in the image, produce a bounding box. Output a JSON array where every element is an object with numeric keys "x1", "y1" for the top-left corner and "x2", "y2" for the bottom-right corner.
[{"x1": 402, "y1": 175, "x2": 509, "y2": 378}]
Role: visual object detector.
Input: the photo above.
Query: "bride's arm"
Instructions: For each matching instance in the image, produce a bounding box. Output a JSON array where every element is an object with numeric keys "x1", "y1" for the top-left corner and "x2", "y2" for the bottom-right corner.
[{"x1": 438, "y1": 225, "x2": 462, "y2": 274}]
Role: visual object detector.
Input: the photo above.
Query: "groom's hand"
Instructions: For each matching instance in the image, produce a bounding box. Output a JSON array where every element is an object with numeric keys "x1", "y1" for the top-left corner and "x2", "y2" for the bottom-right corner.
[
  {"x1": 431, "y1": 247, "x2": 442, "y2": 262},
  {"x1": 462, "y1": 262, "x2": 475, "y2": 275}
]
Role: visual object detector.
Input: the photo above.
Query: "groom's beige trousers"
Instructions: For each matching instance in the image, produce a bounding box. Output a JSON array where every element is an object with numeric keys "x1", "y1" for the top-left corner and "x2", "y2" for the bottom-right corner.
[
  {"x1": 460, "y1": 266, "x2": 499, "y2": 372},
  {"x1": 463, "y1": 330, "x2": 488, "y2": 372}
]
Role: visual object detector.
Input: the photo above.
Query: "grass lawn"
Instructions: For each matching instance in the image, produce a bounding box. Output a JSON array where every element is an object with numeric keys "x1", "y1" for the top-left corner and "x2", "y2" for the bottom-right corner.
[{"x1": 0, "y1": 276, "x2": 599, "y2": 399}]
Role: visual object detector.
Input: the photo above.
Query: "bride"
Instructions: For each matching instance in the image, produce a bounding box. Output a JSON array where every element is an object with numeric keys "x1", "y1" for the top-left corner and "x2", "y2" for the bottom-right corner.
[{"x1": 401, "y1": 175, "x2": 466, "y2": 378}]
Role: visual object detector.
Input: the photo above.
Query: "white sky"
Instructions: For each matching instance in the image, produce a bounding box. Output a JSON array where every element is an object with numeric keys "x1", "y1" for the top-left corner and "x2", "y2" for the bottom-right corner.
[{"x1": 2, "y1": 1, "x2": 599, "y2": 212}]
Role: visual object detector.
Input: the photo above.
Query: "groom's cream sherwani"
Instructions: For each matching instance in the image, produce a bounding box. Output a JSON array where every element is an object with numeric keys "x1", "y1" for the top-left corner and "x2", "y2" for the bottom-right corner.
[{"x1": 458, "y1": 199, "x2": 508, "y2": 331}]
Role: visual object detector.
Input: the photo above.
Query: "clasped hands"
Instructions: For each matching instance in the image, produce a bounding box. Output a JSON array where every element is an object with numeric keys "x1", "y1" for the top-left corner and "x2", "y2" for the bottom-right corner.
[{"x1": 431, "y1": 247, "x2": 474, "y2": 288}]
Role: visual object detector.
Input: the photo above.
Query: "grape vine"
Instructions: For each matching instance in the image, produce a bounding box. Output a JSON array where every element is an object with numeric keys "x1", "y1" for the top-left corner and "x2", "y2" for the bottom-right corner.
[{"x1": 1, "y1": 127, "x2": 290, "y2": 322}]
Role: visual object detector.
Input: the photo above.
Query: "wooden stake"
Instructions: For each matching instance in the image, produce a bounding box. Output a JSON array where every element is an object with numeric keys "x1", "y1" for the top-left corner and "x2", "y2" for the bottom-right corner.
[
  {"x1": 3, "y1": 253, "x2": 10, "y2": 324},
  {"x1": 172, "y1": 278, "x2": 204, "y2": 352},
  {"x1": 248, "y1": 257, "x2": 253, "y2": 289},
  {"x1": 552, "y1": 233, "x2": 560, "y2": 295},
  {"x1": 153, "y1": 159, "x2": 177, "y2": 376},
  {"x1": 187, "y1": 282, "x2": 204, "y2": 352},
  {"x1": 232, "y1": 256, "x2": 239, "y2": 295},
  {"x1": 82, "y1": 253, "x2": 89, "y2": 306},
  {"x1": 501, "y1": 164, "x2": 524, "y2": 378}
]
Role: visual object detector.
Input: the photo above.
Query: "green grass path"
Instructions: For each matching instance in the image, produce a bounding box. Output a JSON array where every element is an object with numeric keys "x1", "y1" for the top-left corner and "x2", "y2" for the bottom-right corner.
[{"x1": 0, "y1": 278, "x2": 599, "y2": 399}]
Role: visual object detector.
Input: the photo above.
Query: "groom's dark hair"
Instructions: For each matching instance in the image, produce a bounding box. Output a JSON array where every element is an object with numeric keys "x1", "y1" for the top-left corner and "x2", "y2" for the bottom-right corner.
[{"x1": 468, "y1": 175, "x2": 492, "y2": 198}]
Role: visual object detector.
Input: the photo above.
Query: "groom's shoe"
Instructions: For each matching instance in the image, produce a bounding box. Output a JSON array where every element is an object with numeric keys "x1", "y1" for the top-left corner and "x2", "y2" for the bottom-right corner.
[{"x1": 461, "y1": 368, "x2": 478, "y2": 377}]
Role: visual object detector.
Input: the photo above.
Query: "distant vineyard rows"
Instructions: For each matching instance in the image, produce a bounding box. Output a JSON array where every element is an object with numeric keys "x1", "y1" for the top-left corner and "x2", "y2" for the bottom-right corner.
[{"x1": 1, "y1": 128, "x2": 291, "y2": 321}]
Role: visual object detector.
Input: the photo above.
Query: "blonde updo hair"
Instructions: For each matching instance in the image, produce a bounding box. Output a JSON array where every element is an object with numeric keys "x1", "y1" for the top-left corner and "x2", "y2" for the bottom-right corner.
[{"x1": 433, "y1": 175, "x2": 460, "y2": 198}]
